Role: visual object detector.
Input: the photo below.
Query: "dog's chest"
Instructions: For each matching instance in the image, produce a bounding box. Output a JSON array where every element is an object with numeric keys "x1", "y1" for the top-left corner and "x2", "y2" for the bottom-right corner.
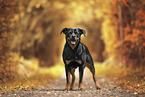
[{"x1": 65, "y1": 44, "x2": 83, "y2": 60}]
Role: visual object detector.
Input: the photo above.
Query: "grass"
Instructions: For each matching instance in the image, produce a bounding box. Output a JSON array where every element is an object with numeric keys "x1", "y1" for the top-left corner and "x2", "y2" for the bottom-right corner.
[{"x1": 95, "y1": 62, "x2": 145, "y2": 94}]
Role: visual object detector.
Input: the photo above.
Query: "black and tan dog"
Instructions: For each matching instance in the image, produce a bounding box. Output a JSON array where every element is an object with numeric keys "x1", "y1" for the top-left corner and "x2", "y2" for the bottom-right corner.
[{"x1": 61, "y1": 28, "x2": 101, "y2": 90}]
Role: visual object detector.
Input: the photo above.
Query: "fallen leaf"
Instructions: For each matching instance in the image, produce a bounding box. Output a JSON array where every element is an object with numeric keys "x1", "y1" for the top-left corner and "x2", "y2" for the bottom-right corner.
[
  {"x1": 47, "y1": 92, "x2": 51, "y2": 95},
  {"x1": 134, "y1": 92, "x2": 137, "y2": 95},
  {"x1": 78, "y1": 94, "x2": 81, "y2": 97}
]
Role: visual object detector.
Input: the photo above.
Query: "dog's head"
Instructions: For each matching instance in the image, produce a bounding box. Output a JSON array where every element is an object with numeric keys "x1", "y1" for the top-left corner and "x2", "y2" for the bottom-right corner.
[{"x1": 60, "y1": 28, "x2": 86, "y2": 48}]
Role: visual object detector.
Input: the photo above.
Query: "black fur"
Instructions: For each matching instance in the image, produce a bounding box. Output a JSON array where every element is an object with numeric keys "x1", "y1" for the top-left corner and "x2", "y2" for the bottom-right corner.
[{"x1": 61, "y1": 28, "x2": 99, "y2": 90}]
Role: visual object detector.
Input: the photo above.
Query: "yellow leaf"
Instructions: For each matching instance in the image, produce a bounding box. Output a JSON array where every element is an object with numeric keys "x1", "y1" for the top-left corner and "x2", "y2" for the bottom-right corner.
[{"x1": 47, "y1": 92, "x2": 51, "y2": 95}]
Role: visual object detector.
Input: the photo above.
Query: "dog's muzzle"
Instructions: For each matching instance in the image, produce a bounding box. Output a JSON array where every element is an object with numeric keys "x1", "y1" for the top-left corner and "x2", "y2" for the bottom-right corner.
[
  {"x1": 71, "y1": 41, "x2": 76, "y2": 45},
  {"x1": 67, "y1": 37, "x2": 79, "y2": 45}
]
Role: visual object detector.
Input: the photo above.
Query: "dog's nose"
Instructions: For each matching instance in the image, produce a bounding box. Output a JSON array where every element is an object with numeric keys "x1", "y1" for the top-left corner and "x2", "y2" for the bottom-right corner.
[
  {"x1": 72, "y1": 36, "x2": 75, "y2": 40},
  {"x1": 72, "y1": 36, "x2": 75, "y2": 38}
]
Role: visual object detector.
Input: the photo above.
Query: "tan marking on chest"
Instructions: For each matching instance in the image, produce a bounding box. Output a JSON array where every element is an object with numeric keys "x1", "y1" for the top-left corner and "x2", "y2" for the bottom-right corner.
[
  {"x1": 76, "y1": 60, "x2": 82, "y2": 64},
  {"x1": 65, "y1": 60, "x2": 82, "y2": 65},
  {"x1": 66, "y1": 60, "x2": 71, "y2": 65}
]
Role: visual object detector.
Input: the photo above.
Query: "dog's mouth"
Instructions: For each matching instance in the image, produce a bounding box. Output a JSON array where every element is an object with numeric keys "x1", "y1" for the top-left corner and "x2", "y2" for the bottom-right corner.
[
  {"x1": 67, "y1": 37, "x2": 79, "y2": 46},
  {"x1": 71, "y1": 41, "x2": 76, "y2": 45}
]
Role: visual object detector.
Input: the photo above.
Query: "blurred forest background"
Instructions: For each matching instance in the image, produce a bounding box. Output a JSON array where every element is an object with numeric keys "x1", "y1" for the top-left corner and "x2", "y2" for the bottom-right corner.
[{"x1": 0, "y1": 0, "x2": 145, "y2": 93}]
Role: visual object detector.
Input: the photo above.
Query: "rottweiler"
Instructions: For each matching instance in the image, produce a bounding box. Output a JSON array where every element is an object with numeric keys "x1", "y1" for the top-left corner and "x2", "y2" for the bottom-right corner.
[{"x1": 60, "y1": 28, "x2": 101, "y2": 90}]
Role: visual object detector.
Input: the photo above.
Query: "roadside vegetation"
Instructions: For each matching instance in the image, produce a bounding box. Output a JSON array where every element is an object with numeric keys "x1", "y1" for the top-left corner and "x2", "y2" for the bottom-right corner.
[{"x1": 0, "y1": 0, "x2": 144, "y2": 94}]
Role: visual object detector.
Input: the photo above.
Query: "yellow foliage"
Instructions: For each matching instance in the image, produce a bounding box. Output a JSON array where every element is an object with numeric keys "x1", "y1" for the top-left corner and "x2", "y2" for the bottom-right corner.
[
  {"x1": 95, "y1": 62, "x2": 127, "y2": 78},
  {"x1": 102, "y1": 15, "x2": 119, "y2": 59},
  {"x1": 0, "y1": 62, "x2": 64, "y2": 92}
]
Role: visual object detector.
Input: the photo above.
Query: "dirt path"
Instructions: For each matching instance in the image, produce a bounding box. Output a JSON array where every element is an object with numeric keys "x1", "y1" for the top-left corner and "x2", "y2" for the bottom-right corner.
[{"x1": 1, "y1": 69, "x2": 144, "y2": 97}]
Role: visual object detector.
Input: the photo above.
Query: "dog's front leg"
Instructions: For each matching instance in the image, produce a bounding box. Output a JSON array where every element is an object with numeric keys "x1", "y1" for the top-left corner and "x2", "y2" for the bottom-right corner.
[
  {"x1": 78, "y1": 65, "x2": 85, "y2": 90},
  {"x1": 65, "y1": 66, "x2": 71, "y2": 91},
  {"x1": 70, "y1": 68, "x2": 75, "y2": 90}
]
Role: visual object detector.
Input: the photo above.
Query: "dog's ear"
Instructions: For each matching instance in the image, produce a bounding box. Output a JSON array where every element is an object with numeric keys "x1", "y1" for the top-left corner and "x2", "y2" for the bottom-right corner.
[
  {"x1": 60, "y1": 28, "x2": 69, "y2": 35},
  {"x1": 78, "y1": 28, "x2": 86, "y2": 36}
]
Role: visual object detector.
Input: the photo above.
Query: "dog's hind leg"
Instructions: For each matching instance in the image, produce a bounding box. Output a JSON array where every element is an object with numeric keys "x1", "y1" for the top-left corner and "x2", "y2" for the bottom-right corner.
[
  {"x1": 85, "y1": 62, "x2": 101, "y2": 89},
  {"x1": 70, "y1": 68, "x2": 75, "y2": 90}
]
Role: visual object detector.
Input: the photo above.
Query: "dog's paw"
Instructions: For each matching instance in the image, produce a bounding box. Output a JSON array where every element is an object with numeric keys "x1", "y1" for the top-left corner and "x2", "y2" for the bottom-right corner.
[
  {"x1": 96, "y1": 82, "x2": 101, "y2": 90},
  {"x1": 78, "y1": 87, "x2": 84, "y2": 90},
  {"x1": 70, "y1": 87, "x2": 73, "y2": 90},
  {"x1": 64, "y1": 88, "x2": 70, "y2": 91},
  {"x1": 96, "y1": 87, "x2": 101, "y2": 90},
  {"x1": 96, "y1": 85, "x2": 101, "y2": 90},
  {"x1": 78, "y1": 83, "x2": 84, "y2": 90},
  {"x1": 64, "y1": 86, "x2": 70, "y2": 91},
  {"x1": 70, "y1": 85, "x2": 74, "y2": 90}
]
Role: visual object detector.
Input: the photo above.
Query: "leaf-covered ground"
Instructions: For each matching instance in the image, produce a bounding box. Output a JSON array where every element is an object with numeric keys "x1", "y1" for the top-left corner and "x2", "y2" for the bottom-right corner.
[
  {"x1": 1, "y1": 67, "x2": 145, "y2": 97},
  {"x1": 0, "y1": 62, "x2": 144, "y2": 96},
  {"x1": 0, "y1": 63, "x2": 64, "y2": 92},
  {"x1": 95, "y1": 62, "x2": 145, "y2": 94}
]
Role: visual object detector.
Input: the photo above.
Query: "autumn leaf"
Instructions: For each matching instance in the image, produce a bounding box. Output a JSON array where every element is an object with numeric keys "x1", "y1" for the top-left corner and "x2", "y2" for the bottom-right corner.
[
  {"x1": 143, "y1": 42, "x2": 145, "y2": 46},
  {"x1": 122, "y1": 0, "x2": 129, "y2": 7},
  {"x1": 137, "y1": 9, "x2": 145, "y2": 19}
]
